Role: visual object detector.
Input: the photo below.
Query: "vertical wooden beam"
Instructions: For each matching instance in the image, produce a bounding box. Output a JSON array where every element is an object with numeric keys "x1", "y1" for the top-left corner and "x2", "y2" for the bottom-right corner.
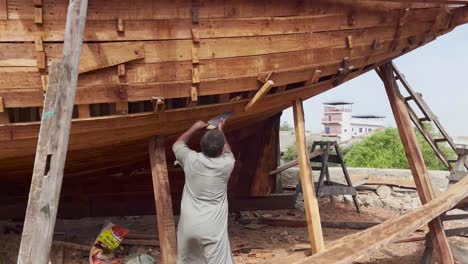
[
  {"x1": 148, "y1": 136, "x2": 177, "y2": 264},
  {"x1": 78, "y1": 104, "x2": 90, "y2": 118},
  {"x1": 18, "y1": 62, "x2": 60, "y2": 264},
  {"x1": 0, "y1": 96, "x2": 8, "y2": 123},
  {"x1": 293, "y1": 99, "x2": 325, "y2": 254},
  {"x1": 250, "y1": 114, "x2": 280, "y2": 196},
  {"x1": 378, "y1": 63, "x2": 453, "y2": 264},
  {"x1": 17, "y1": 0, "x2": 88, "y2": 263}
]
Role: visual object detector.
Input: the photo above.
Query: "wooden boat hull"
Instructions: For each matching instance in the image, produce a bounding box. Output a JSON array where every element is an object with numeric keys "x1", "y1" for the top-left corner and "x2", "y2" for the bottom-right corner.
[{"x1": 0, "y1": 0, "x2": 466, "y2": 218}]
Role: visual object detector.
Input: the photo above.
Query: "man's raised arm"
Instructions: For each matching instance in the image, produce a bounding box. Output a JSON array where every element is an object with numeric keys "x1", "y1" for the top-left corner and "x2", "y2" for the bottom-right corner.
[{"x1": 176, "y1": 120, "x2": 208, "y2": 144}]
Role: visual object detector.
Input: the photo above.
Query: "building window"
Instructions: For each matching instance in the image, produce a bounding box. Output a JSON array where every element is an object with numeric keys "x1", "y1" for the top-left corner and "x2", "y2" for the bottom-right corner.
[
  {"x1": 359, "y1": 128, "x2": 363, "y2": 133},
  {"x1": 369, "y1": 128, "x2": 372, "y2": 131},
  {"x1": 328, "y1": 115, "x2": 331, "y2": 121},
  {"x1": 325, "y1": 127, "x2": 330, "y2": 134},
  {"x1": 352, "y1": 128, "x2": 354, "y2": 132},
  {"x1": 344, "y1": 129, "x2": 347, "y2": 132}
]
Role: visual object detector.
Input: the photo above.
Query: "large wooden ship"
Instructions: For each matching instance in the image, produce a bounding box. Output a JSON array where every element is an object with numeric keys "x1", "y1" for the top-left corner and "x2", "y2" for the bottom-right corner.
[{"x1": 0, "y1": 0, "x2": 467, "y2": 218}]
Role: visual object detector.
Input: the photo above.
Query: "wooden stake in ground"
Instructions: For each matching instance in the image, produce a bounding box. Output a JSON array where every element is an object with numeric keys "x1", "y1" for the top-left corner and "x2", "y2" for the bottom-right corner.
[
  {"x1": 378, "y1": 62, "x2": 453, "y2": 263},
  {"x1": 149, "y1": 136, "x2": 177, "y2": 264},
  {"x1": 17, "y1": 1, "x2": 88, "y2": 263},
  {"x1": 292, "y1": 99, "x2": 325, "y2": 254}
]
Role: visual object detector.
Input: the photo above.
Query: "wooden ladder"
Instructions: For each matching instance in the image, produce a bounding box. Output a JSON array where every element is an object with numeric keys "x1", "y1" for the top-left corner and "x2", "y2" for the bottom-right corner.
[{"x1": 390, "y1": 62, "x2": 468, "y2": 171}]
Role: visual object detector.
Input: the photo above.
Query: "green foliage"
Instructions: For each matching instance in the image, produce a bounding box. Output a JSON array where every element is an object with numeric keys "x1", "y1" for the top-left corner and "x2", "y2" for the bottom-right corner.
[
  {"x1": 282, "y1": 139, "x2": 313, "y2": 162},
  {"x1": 280, "y1": 121, "x2": 293, "y2": 131},
  {"x1": 344, "y1": 127, "x2": 454, "y2": 170}
]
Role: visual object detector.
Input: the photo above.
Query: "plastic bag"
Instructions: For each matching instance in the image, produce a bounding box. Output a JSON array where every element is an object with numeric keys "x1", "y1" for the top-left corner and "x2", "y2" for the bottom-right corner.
[{"x1": 89, "y1": 222, "x2": 129, "y2": 264}]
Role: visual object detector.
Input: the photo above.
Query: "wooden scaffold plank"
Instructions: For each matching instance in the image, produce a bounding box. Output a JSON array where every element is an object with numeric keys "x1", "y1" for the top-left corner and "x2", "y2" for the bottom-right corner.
[
  {"x1": 377, "y1": 62, "x2": 453, "y2": 264},
  {"x1": 292, "y1": 99, "x2": 325, "y2": 254},
  {"x1": 17, "y1": 0, "x2": 89, "y2": 263},
  {"x1": 148, "y1": 136, "x2": 177, "y2": 264},
  {"x1": 293, "y1": 175, "x2": 468, "y2": 264}
]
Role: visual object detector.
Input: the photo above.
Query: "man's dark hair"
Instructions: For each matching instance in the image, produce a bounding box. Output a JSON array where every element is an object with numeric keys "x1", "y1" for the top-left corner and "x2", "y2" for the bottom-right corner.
[{"x1": 200, "y1": 130, "x2": 225, "y2": 158}]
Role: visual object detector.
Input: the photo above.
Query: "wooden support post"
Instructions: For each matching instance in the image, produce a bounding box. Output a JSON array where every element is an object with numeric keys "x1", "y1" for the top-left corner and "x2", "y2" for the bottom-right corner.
[
  {"x1": 17, "y1": 0, "x2": 88, "y2": 263},
  {"x1": 148, "y1": 136, "x2": 177, "y2": 264},
  {"x1": 292, "y1": 99, "x2": 325, "y2": 254},
  {"x1": 245, "y1": 80, "x2": 274, "y2": 111},
  {"x1": 378, "y1": 63, "x2": 453, "y2": 264}
]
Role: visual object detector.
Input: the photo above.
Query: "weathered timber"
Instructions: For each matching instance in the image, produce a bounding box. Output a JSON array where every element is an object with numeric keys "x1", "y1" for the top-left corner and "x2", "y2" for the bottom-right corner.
[
  {"x1": 378, "y1": 62, "x2": 453, "y2": 263},
  {"x1": 17, "y1": 0, "x2": 89, "y2": 263},
  {"x1": 293, "y1": 98, "x2": 325, "y2": 254},
  {"x1": 17, "y1": 62, "x2": 61, "y2": 263},
  {"x1": 148, "y1": 136, "x2": 177, "y2": 264},
  {"x1": 250, "y1": 114, "x2": 281, "y2": 196},
  {"x1": 292, "y1": 176, "x2": 468, "y2": 264}
]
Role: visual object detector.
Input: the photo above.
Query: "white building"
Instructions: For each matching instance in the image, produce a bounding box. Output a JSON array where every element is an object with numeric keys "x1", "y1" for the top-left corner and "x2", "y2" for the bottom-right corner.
[{"x1": 321, "y1": 102, "x2": 386, "y2": 142}]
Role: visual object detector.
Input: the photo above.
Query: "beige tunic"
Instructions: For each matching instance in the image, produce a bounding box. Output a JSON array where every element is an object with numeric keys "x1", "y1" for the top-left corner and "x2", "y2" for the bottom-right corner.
[{"x1": 173, "y1": 141, "x2": 235, "y2": 264}]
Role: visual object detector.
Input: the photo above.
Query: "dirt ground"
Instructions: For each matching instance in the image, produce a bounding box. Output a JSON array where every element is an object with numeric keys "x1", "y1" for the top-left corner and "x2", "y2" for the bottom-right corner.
[{"x1": 0, "y1": 200, "x2": 467, "y2": 264}]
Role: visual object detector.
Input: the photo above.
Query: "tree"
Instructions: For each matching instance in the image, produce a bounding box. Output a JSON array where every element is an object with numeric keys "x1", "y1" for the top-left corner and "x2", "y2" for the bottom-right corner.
[
  {"x1": 280, "y1": 121, "x2": 293, "y2": 131},
  {"x1": 344, "y1": 127, "x2": 454, "y2": 170},
  {"x1": 282, "y1": 139, "x2": 313, "y2": 162}
]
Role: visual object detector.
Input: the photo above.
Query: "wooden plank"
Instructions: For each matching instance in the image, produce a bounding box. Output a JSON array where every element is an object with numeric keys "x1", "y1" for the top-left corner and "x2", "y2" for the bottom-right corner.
[
  {"x1": 245, "y1": 80, "x2": 274, "y2": 111},
  {"x1": 293, "y1": 176, "x2": 468, "y2": 264},
  {"x1": 0, "y1": 8, "x2": 441, "y2": 42},
  {"x1": 148, "y1": 136, "x2": 177, "y2": 264},
  {"x1": 17, "y1": 62, "x2": 61, "y2": 263},
  {"x1": 269, "y1": 149, "x2": 324, "y2": 175},
  {"x1": 0, "y1": 20, "x2": 434, "y2": 67},
  {"x1": 79, "y1": 42, "x2": 144, "y2": 73},
  {"x1": 350, "y1": 175, "x2": 417, "y2": 189},
  {"x1": 0, "y1": 37, "x2": 399, "y2": 91},
  {"x1": 0, "y1": 64, "x2": 386, "y2": 160},
  {"x1": 17, "y1": 0, "x2": 89, "y2": 263},
  {"x1": 292, "y1": 99, "x2": 325, "y2": 254},
  {"x1": 3, "y1": 0, "x2": 440, "y2": 21},
  {"x1": 259, "y1": 216, "x2": 381, "y2": 229},
  {"x1": 36, "y1": 51, "x2": 46, "y2": 70},
  {"x1": 378, "y1": 63, "x2": 453, "y2": 263}
]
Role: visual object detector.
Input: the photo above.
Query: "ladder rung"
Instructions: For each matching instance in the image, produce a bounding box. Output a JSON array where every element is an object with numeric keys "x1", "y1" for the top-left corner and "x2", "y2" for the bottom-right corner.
[
  {"x1": 404, "y1": 96, "x2": 413, "y2": 102},
  {"x1": 434, "y1": 138, "x2": 447, "y2": 143},
  {"x1": 419, "y1": 117, "x2": 431, "y2": 122},
  {"x1": 448, "y1": 159, "x2": 458, "y2": 163}
]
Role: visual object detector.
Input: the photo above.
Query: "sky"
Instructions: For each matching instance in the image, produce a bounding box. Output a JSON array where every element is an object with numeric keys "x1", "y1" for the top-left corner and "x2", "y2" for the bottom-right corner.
[{"x1": 281, "y1": 24, "x2": 468, "y2": 137}]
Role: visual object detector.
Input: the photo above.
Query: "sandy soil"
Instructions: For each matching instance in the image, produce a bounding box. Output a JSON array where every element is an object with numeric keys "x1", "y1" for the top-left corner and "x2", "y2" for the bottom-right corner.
[{"x1": 0, "y1": 201, "x2": 466, "y2": 264}]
